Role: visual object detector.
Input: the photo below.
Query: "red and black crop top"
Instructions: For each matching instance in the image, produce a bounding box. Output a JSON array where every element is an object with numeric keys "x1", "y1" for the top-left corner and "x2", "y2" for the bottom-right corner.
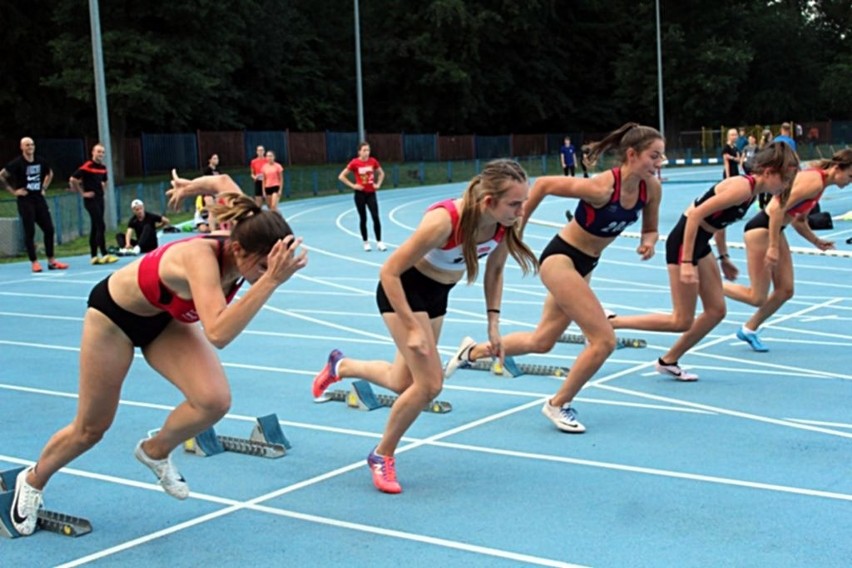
[
  {"x1": 137, "y1": 236, "x2": 243, "y2": 323},
  {"x1": 779, "y1": 168, "x2": 826, "y2": 218}
]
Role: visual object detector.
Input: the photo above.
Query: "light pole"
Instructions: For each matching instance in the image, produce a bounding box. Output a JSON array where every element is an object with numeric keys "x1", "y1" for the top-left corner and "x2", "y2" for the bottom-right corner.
[
  {"x1": 354, "y1": 0, "x2": 365, "y2": 142},
  {"x1": 655, "y1": 0, "x2": 665, "y2": 138},
  {"x1": 88, "y1": 0, "x2": 116, "y2": 229}
]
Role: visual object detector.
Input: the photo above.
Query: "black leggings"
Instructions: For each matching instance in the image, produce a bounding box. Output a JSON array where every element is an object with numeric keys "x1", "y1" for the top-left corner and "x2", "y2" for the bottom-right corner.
[
  {"x1": 16, "y1": 194, "x2": 55, "y2": 261},
  {"x1": 354, "y1": 191, "x2": 381, "y2": 241},
  {"x1": 84, "y1": 195, "x2": 107, "y2": 257}
]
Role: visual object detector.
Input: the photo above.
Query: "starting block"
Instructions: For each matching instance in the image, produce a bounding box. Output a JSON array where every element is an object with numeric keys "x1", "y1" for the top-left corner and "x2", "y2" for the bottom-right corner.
[
  {"x1": 469, "y1": 356, "x2": 569, "y2": 378},
  {"x1": 0, "y1": 467, "x2": 92, "y2": 538},
  {"x1": 315, "y1": 380, "x2": 452, "y2": 414},
  {"x1": 557, "y1": 332, "x2": 647, "y2": 349},
  {"x1": 184, "y1": 414, "x2": 290, "y2": 459}
]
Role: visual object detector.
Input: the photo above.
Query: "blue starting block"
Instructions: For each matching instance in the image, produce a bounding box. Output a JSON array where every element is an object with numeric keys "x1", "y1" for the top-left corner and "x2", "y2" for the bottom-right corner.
[
  {"x1": 0, "y1": 467, "x2": 92, "y2": 538},
  {"x1": 184, "y1": 414, "x2": 291, "y2": 459}
]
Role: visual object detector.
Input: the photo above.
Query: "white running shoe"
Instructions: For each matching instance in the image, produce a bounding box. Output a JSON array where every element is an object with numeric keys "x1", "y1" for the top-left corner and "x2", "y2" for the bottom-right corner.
[
  {"x1": 134, "y1": 440, "x2": 190, "y2": 500},
  {"x1": 443, "y1": 336, "x2": 476, "y2": 379},
  {"x1": 655, "y1": 358, "x2": 698, "y2": 381},
  {"x1": 541, "y1": 401, "x2": 586, "y2": 433},
  {"x1": 10, "y1": 467, "x2": 43, "y2": 536},
  {"x1": 377, "y1": 241, "x2": 387, "y2": 251},
  {"x1": 363, "y1": 242, "x2": 372, "y2": 252}
]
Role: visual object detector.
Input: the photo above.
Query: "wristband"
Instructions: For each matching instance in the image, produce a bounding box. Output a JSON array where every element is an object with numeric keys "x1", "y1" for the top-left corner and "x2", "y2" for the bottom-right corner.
[
  {"x1": 717, "y1": 254, "x2": 729, "y2": 261},
  {"x1": 487, "y1": 309, "x2": 500, "y2": 314}
]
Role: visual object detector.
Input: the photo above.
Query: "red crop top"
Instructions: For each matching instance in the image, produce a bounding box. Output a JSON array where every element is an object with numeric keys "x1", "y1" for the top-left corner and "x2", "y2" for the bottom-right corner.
[{"x1": 137, "y1": 236, "x2": 243, "y2": 323}]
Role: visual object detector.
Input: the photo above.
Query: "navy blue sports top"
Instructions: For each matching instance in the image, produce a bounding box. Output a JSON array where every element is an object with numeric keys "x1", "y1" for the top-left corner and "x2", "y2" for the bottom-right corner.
[
  {"x1": 693, "y1": 175, "x2": 757, "y2": 230},
  {"x1": 573, "y1": 167, "x2": 647, "y2": 237}
]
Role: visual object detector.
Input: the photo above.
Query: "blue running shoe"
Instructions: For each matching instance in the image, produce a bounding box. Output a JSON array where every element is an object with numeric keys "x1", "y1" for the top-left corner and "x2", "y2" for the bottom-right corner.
[{"x1": 736, "y1": 327, "x2": 768, "y2": 352}]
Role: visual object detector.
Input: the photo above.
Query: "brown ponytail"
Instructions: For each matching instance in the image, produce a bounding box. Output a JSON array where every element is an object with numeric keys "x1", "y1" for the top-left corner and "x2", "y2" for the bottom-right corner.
[{"x1": 587, "y1": 123, "x2": 664, "y2": 166}]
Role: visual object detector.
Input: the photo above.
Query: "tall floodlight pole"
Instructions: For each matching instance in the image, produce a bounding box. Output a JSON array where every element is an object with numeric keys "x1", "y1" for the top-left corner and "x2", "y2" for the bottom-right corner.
[
  {"x1": 89, "y1": 0, "x2": 116, "y2": 229},
  {"x1": 655, "y1": 0, "x2": 665, "y2": 137},
  {"x1": 354, "y1": 0, "x2": 365, "y2": 142}
]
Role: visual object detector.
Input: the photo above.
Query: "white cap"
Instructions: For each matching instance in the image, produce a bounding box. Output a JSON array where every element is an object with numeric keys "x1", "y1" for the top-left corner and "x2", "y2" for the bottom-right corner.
[{"x1": 131, "y1": 199, "x2": 144, "y2": 209}]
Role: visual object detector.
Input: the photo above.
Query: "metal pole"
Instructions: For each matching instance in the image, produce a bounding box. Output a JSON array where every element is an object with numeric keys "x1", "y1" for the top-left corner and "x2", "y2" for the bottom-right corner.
[
  {"x1": 89, "y1": 0, "x2": 116, "y2": 229},
  {"x1": 655, "y1": 0, "x2": 665, "y2": 137},
  {"x1": 354, "y1": 0, "x2": 365, "y2": 142}
]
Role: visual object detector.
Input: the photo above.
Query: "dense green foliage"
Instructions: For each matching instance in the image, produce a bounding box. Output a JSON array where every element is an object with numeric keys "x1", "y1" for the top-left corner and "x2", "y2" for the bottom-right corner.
[{"x1": 2, "y1": 0, "x2": 850, "y2": 140}]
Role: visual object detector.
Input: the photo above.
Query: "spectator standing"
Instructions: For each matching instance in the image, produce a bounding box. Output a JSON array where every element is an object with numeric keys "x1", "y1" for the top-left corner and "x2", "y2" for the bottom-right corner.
[
  {"x1": 338, "y1": 142, "x2": 387, "y2": 251},
  {"x1": 735, "y1": 128, "x2": 748, "y2": 153},
  {"x1": 722, "y1": 128, "x2": 741, "y2": 179},
  {"x1": 560, "y1": 136, "x2": 577, "y2": 176},
  {"x1": 741, "y1": 135, "x2": 758, "y2": 174},
  {"x1": 249, "y1": 145, "x2": 266, "y2": 208},
  {"x1": 773, "y1": 122, "x2": 798, "y2": 152},
  {"x1": 70, "y1": 143, "x2": 117, "y2": 265},
  {"x1": 0, "y1": 137, "x2": 69, "y2": 272},
  {"x1": 260, "y1": 150, "x2": 284, "y2": 212},
  {"x1": 203, "y1": 153, "x2": 221, "y2": 176}
]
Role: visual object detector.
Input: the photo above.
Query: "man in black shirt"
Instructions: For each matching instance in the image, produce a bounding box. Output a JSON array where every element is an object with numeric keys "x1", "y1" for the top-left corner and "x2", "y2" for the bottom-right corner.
[
  {"x1": 118, "y1": 199, "x2": 170, "y2": 254},
  {"x1": 70, "y1": 143, "x2": 117, "y2": 265},
  {"x1": 0, "y1": 137, "x2": 69, "y2": 272}
]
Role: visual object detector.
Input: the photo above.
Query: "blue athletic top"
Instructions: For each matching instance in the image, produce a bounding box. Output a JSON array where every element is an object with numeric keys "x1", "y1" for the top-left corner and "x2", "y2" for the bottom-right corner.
[
  {"x1": 573, "y1": 167, "x2": 647, "y2": 237},
  {"x1": 693, "y1": 175, "x2": 757, "y2": 230}
]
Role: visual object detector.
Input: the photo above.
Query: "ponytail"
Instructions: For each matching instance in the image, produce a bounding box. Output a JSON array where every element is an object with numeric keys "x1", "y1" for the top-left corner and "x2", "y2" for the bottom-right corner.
[{"x1": 587, "y1": 123, "x2": 664, "y2": 166}]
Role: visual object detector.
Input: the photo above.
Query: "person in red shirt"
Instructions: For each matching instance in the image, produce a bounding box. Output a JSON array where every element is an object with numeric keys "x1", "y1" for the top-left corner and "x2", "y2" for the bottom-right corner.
[
  {"x1": 249, "y1": 145, "x2": 266, "y2": 208},
  {"x1": 8, "y1": 172, "x2": 306, "y2": 535},
  {"x1": 338, "y1": 142, "x2": 387, "y2": 251}
]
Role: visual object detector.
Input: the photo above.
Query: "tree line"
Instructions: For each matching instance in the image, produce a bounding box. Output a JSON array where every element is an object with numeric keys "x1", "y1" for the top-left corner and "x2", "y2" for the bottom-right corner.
[{"x1": 3, "y1": 0, "x2": 850, "y2": 154}]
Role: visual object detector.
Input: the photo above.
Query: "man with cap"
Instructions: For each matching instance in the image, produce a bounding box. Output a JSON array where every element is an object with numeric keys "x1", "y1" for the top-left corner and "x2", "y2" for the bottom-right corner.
[{"x1": 119, "y1": 199, "x2": 170, "y2": 254}]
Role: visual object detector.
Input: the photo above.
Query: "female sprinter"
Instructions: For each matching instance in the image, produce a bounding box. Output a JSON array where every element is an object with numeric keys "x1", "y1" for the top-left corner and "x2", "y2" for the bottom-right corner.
[
  {"x1": 10, "y1": 173, "x2": 306, "y2": 534},
  {"x1": 312, "y1": 159, "x2": 538, "y2": 493},
  {"x1": 445, "y1": 123, "x2": 664, "y2": 434}
]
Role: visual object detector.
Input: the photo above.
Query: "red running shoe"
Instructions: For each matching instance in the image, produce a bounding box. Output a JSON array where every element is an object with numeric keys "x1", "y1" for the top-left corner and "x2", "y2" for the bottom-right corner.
[
  {"x1": 48, "y1": 260, "x2": 69, "y2": 270},
  {"x1": 31, "y1": 261, "x2": 43, "y2": 273},
  {"x1": 367, "y1": 448, "x2": 402, "y2": 494},
  {"x1": 312, "y1": 349, "x2": 344, "y2": 398}
]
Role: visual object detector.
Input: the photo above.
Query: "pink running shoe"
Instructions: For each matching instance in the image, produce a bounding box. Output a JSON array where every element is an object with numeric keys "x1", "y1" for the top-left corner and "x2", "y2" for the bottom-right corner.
[
  {"x1": 312, "y1": 349, "x2": 344, "y2": 398},
  {"x1": 367, "y1": 448, "x2": 402, "y2": 494}
]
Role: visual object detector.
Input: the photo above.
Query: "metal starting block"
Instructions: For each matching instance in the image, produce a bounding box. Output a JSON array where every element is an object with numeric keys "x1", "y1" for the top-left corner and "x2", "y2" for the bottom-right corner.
[
  {"x1": 469, "y1": 356, "x2": 570, "y2": 378},
  {"x1": 0, "y1": 467, "x2": 92, "y2": 538},
  {"x1": 184, "y1": 414, "x2": 290, "y2": 459},
  {"x1": 557, "y1": 332, "x2": 647, "y2": 349},
  {"x1": 315, "y1": 380, "x2": 452, "y2": 414}
]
